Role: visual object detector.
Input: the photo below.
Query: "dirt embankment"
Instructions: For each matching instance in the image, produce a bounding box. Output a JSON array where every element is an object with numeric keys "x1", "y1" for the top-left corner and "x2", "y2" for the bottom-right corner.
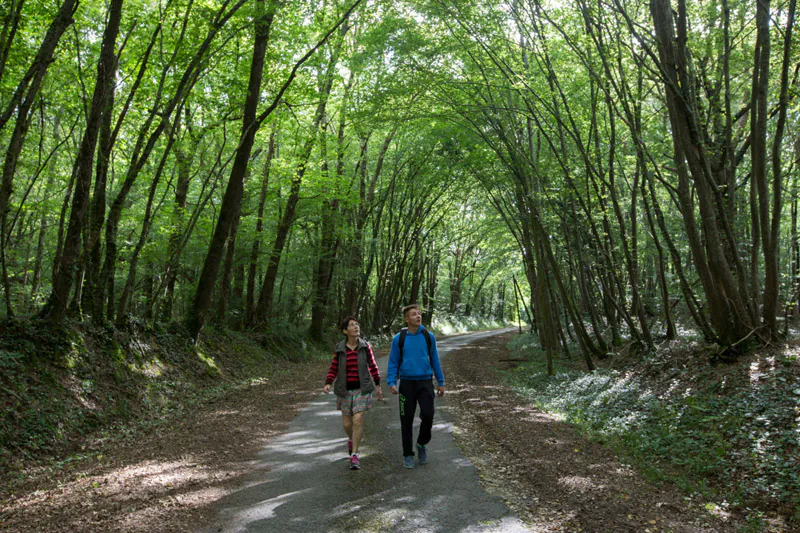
[
  {"x1": 0, "y1": 357, "x2": 328, "y2": 532},
  {"x1": 1, "y1": 331, "x2": 759, "y2": 532},
  {"x1": 443, "y1": 332, "x2": 746, "y2": 533}
]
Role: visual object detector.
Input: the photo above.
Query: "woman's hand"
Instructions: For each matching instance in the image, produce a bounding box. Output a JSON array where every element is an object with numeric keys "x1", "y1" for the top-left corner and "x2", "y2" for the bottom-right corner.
[
  {"x1": 376, "y1": 386, "x2": 384, "y2": 401},
  {"x1": 322, "y1": 384, "x2": 331, "y2": 394}
]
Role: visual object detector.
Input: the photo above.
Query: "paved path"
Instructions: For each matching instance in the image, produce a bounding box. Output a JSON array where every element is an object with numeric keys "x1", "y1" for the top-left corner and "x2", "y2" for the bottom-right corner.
[{"x1": 202, "y1": 328, "x2": 529, "y2": 532}]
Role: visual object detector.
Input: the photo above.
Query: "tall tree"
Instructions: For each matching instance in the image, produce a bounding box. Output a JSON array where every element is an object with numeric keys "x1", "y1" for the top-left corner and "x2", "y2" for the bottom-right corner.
[{"x1": 41, "y1": 0, "x2": 123, "y2": 321}]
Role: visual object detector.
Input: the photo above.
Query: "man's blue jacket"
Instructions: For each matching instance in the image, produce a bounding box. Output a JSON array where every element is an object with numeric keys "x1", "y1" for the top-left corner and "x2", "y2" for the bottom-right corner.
[{"x1": 386, "y1": 325, "x2": 445, "y2": 387}]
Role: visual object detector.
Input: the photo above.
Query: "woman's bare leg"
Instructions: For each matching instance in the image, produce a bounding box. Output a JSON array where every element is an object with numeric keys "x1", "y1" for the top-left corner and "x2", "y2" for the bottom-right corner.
[
  {"x1": 352, "y1": 411, "x2": 365, "y2": 454},
  {"x1": 342, "y1": 414, "x2": 353, "y2": 440}
]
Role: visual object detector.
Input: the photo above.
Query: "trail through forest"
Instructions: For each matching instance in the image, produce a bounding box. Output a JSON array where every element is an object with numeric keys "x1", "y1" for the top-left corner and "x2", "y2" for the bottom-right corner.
[
  {"x1": 201, "y1": 328, "x2": 527, "y2": 532},
  {"x1": 2, "y1": 329, "x2": 745, "y2": 532}
]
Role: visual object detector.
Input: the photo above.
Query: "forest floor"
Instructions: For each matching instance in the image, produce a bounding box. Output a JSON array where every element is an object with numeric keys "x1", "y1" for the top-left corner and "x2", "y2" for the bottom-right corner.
[
  {"x1": 0, "y1": 331, "x2": 778, "y2": 532},
  {"x1": 444, "y1": 332, "x2": 755, "y2": 532}
]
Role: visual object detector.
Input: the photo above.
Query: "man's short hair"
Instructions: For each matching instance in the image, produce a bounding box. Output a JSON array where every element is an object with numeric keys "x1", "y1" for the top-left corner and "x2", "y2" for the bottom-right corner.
[
  {"x1": 340, "y1": 315, "x2": 358, "y2": 332},
  {"x1": 402, "y1": 304, "x2": 420, "y2": 317}
]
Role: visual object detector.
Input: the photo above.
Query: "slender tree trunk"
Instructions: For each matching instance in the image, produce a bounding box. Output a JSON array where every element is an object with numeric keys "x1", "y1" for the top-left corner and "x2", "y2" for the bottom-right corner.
[
  {"x1": 215, "y1": 207, "x2": 241, "y2": 325},
  {"x1": 83, "y1": 84, "x2": 115, "y2": 321},
  {"x1": 764, "y1": 0, "x2": 796, "y2": 335},
  {"x1": 253, "y1": 36, "x2": 345, "y2": 326},
  {"x1": 641, "y1": 171, "x2": 676, "y2": 339},
  {"x1": 310, "y1": 91, "x2": 348, "y2": 340},
  {"x1": 160, "y1": 114, "x2": 193, "y2": 321},
  {"x1": 188, "y1": 0, "x2": 277, "y2": 339},
  {"x1": 751, "y1": 0, "x2": 775, "y2": 333},
  {"x1": 0, "y1": 0, "x2": 76, "y2": 134},
  {"x1": 0, "y1": 0, "x2": 26, "y2": 87},
  {"x1": 41, "y1": 0, "x2": 122, "y2": 322},
  {"x1": 246, "y1": 129, "x2": 276, "y2": 323},
  {"x1": 116, "y1": 127, "x2": 179, "y2": 322}
]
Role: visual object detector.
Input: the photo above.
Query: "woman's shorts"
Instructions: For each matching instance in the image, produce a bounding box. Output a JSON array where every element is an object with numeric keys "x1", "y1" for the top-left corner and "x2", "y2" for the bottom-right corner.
[{"x1": 337, "y1": 389, "x2": 374, "y2": 416}]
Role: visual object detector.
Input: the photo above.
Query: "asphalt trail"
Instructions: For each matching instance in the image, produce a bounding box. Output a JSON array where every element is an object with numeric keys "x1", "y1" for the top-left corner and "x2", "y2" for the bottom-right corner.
[{"x1": 202, "y1": 328, "x2": 529, "y2": 532}]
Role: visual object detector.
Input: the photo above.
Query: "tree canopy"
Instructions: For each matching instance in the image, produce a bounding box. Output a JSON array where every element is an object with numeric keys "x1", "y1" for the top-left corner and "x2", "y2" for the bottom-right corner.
[{"x1": 0, "y1": 0, "x2": 797, "y2": 360}]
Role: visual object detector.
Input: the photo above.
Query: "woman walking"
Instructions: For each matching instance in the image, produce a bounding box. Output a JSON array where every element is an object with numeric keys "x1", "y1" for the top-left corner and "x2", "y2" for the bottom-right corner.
[{"x1": 323, "y1": 316, "x2": 383, "y2": 470}]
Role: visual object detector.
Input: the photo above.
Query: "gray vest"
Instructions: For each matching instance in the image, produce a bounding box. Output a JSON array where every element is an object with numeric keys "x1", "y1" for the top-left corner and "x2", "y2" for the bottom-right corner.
[{"x1": 332, "y1": 338, "x2": 376, "y2": 398}]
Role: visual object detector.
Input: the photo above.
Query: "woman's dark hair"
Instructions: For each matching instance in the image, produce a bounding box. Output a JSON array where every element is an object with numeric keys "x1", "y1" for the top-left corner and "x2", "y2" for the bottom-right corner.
[{"x1": 340, "y1": 316, "x2": 359, "y2": 332}]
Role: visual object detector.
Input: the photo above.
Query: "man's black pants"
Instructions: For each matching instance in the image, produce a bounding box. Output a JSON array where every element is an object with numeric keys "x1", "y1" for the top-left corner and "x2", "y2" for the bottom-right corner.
[{"x1": 398, "y1": 379, "x2": 435, "y2": 457}]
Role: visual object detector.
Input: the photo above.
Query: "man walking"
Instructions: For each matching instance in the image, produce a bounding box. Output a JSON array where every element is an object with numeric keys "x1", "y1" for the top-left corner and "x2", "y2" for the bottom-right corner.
[{"x1": 386, "y1": 304, "x2": 445, "y2": 468}]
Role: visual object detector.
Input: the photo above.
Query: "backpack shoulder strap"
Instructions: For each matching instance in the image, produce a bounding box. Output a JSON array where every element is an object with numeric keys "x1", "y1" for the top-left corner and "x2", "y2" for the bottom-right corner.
[
  {"x1": 398, "y1": 328, "x2": 408, "y2": 369},
  {"x1": 422, "y1": 329, "x2": 432, "y2": 357}
]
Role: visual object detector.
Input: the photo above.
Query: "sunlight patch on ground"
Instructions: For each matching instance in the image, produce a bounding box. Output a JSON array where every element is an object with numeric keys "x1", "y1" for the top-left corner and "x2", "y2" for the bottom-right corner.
[
  {"x1": 210, "y1": 409, "x2": 241, "y2": 417},
  {"x1": 1, "y1": 457, "x2": 219, "y2": 518},
  {"x1": 314, "y1": 410, "x2": 342, "y2": 417},
  {"x1": 61, "y1": 375, "x2": 101, "y2": 410},
  {"x1": 510, "y1": 406, "x2": 553, "y2": 423},
  {"x1": 230, "y1": 488, "x2": 312, "y2": 524},
  {"x1": 750, "y1": 360, "x2": 763, "y2": 384},
  {"x1": 558, "y1": 475, "x2": 603, "y2": 493}
]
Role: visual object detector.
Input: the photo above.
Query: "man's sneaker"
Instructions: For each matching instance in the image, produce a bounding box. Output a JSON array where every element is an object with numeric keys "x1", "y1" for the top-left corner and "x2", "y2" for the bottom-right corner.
[
  {"x1": 350, "y1": 454, "x2": 360, "y2": 470},
  {"x1": 347, "y1": 439, "x2": 353, "y2": 456},
  {"x1": 403, "y1": 455, "x2": 415, "y2": 469},
  {"x1": 417, "y1": 443, "x2": 428, "y2": 465}
]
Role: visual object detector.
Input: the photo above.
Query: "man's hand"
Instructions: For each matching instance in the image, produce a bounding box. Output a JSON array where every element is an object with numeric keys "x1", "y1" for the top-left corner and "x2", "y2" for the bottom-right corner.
[
  {"x1": 437, "y1": 386, "x2": 445, "y2": 397},
  {"x1": 322, "y1": 384, "x2": 331, "y2": 394},
  {"x1": 390, "y1": 385, "x2": 398, "y2": 395},
  {"x1": 376, "y1": 386, "x2": 384, "y2": 401}
]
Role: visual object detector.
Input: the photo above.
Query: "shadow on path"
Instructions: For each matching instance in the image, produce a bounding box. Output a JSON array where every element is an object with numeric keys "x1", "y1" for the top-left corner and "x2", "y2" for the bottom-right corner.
[{"x1": 202, "y1": 329, "x2": 530, "y2": 532}]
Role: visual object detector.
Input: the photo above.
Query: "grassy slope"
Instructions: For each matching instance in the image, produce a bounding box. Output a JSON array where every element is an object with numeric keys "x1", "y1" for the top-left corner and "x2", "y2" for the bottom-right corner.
[
  {"x1": 0, "y1": 317, "x2": 329, "y2": 472},
  {"x1": 503, "y1": 333, "x2": 800, "y2": 530},
  {"x1": 0, "y1": 314, "x2": 509, "y2": 472}
]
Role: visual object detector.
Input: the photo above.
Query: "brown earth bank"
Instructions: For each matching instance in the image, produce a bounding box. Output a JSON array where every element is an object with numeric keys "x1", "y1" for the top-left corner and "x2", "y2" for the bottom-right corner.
[
  {"x1": 0, "y1": 356, "x2": 329, "y2": 532},
  {"x1": 444, "y1": 332, "x2": 760, "y2": 533},
  {"x1": 0, "y1": 330, "x2": 785, "y2": 532}
]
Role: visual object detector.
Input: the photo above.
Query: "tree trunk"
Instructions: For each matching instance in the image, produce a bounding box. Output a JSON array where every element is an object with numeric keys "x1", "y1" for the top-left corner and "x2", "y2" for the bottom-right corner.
[
  {"x1": 160, "y1": 112, "x2": 193, "y2": 321},
  {"x1": 246, "y1": 129, "x2": 277, "y2": 324},
  {"x1": 253, "y1": 34, "x2": 346, "y2": 326},
  {"x1": 82, "y1": 83, "x2": 115, "y2": 321},
  {"x1": 0, "y1": 0, "x2": 25, "y2": 88},
  {"x1": 764, "y1": 0, "x2": 796, "y2": 335},
  {"x1": 187, "y1": 0, "x2": 276, "y2": 340},
  {"x1": 650, "y1": 0, "x2": 752, "y2": 345},
  {"x1": 41, "y1": 0, "x2": 122, "y2": 322},
  {"x1": 310, "y1": 79, "x2": 350, "y2": 340},
  {"x1": 215, "y1": 207, "x2": 241, "y2": 325},
  {"x1": 751, "y1": 0, "x2": 775, "y2": 333}
]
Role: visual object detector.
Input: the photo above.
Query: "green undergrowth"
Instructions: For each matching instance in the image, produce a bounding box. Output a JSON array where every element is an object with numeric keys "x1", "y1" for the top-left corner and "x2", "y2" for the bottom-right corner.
[
  {"x1": 431, "y1": 314, "x2": 513, "y2": 336},
  {"x1": 0, "y1": 317, "x2": 329, "y2": 476},
  {"x1": 503, "y1": 333, "x2": 800, "y2": 529}
]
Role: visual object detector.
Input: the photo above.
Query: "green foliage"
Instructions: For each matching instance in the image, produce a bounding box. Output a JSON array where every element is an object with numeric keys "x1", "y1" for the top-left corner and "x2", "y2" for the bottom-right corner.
[
  {"x1": 0, "y1": 318, "x2": 329, "y2": 470},
  {"x1": 504, "y1": 333, "x2": 800, "y2": 523}
]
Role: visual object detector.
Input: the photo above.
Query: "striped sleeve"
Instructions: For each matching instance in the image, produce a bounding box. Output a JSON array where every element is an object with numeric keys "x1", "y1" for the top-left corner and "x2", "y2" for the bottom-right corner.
[
  {"x1": 325, "y1": 353, "x2": 338, "y2": 384},
  {"x1": 367, "y1": 343, "x2": 380, "y2": 385}
]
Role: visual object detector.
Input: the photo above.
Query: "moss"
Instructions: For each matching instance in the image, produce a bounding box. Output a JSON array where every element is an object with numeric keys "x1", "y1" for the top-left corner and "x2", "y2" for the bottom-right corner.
[{"x1": 0, "y1": 317, "x2": 329, "y2": 469}]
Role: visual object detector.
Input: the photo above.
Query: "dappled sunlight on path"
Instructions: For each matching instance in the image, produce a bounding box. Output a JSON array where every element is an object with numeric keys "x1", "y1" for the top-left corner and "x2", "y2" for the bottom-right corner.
[{"x1": 202, "y1": 328, "x2": 530, "y2": 532}]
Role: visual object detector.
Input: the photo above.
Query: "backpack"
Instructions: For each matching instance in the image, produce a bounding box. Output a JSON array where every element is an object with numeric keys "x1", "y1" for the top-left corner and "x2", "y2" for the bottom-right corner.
[{"x1": 397, "y1": 327, "x2": 433, "y2": 372}]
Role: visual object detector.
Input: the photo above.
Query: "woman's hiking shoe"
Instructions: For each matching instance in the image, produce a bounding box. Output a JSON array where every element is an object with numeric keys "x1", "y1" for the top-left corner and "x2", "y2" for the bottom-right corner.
[
  {"x1": 347, "y1": 439, "x2": 353, "y2": 456},
  {"x1": 403, "y1": 456, "x2": 415, "y2": 469},
  {"x1": 350, "y1": 454, "x2": 360, "y2": 470},
  {"x1": 417, "y1": 444, "x2": 428, "y2": 465}
]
